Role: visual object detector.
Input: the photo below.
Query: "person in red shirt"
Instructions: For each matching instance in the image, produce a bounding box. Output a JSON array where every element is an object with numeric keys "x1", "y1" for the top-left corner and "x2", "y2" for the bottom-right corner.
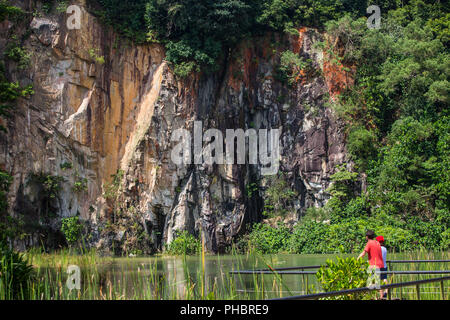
[
  {"x1": 358, "y1": 229, "x2": 384, "y2": 269},
  {"x1": 358, "y1": 229, "x2": 384, "y2": 299}
]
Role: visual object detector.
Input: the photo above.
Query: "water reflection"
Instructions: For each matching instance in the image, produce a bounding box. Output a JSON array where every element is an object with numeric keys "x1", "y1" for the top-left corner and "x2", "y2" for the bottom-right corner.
[
  {"x1": 165, "y1": 258, "x2": 186, "y2": 298},
  {"x1": 99, "y1": 254, "x2": 344, "y2": 299}
]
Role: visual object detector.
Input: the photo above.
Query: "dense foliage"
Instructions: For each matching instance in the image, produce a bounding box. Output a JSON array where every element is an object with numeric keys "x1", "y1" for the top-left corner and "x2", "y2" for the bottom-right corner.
[
  {"x1": 323, "y1": 1, "x2": 449, "y2": 252},
  {"x1": 240, "y1": 218, "x2": 418, "y2": 254},
  {"x1": 234, "y1": 1, "x2": 448, "y2": 255},
  {"x1": 93, "y1": 1, "x2": 442, "y2": 77},
  {"x1": 0, "y1": 0, "x2": 23, "y2": 21}
]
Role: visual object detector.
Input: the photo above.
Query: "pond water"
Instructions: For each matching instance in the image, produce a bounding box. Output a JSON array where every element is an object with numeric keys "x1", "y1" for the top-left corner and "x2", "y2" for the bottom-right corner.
[{"x1": 98, "y1": 253, "x2": 350, "y2": 299}]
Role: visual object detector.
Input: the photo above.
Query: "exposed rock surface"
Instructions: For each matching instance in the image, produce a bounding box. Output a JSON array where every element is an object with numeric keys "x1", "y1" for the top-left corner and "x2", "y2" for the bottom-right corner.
[{"x1": 0, "y1": 1, "x2": 350, "y2": 253}]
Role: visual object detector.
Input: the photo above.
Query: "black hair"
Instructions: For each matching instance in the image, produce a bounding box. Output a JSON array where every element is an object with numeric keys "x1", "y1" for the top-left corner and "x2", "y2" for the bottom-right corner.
[{"x1": 365, "y1": 229, "x2": 375, "y2": 239}]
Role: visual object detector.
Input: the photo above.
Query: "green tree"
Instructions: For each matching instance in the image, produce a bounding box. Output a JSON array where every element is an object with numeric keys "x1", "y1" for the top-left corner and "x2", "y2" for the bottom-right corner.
[{"x1": 145, "y1": 0, "x2": 256, "y2": 76}]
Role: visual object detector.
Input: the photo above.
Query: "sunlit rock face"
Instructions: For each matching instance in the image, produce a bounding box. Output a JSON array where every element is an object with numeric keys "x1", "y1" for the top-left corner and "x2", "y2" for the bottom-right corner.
[{"x1": 1, "y1": 1, "x2": 350, "y2": 253}]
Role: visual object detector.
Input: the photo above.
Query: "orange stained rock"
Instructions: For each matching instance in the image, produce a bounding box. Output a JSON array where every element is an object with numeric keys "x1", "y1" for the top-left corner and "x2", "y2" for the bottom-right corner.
[
  {"x1": 293, "y1": 27, "x2": 309, "y2": 54},
  {"x1": 322, "y1": 55, "x2": 355, "y2": 101}
]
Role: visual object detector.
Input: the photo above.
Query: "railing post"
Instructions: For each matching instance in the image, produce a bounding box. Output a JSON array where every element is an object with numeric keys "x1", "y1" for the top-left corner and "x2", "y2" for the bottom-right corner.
[
  {"x1": 387, "y1": 288, "x2": 391, "y2": 300},
  {"x1": 302, "y1": 273, "x2": 305, "y2": 294},
  {"x1": 416, "y1": 284, "x2": 420, "y2": 300},
  {"x1": 440, "y1": 281, "x2": 445, "y2": 300},
  {"x1": 389, "y1": 262, "x2": 394, "y2": 297},
  {"x1": 306, "y1": 274, "x2": 309, "y2": 294}
]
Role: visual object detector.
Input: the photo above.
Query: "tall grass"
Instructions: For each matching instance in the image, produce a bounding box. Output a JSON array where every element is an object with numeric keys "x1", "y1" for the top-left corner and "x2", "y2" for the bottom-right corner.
[
  {"x1": 385, "y1": 250, "x2": 450, "y2": 300},
  {"x1": 0, "y1": 247, "x2": 34, "y2": 300}
]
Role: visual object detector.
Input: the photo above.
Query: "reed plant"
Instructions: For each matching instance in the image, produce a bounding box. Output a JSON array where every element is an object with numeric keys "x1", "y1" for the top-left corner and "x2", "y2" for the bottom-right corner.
[{"x1": 385, "y1": 250, "x2": 450, "y2": 300}]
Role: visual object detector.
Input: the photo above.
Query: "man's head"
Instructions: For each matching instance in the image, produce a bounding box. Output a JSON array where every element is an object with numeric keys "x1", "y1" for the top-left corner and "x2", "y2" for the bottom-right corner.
[{"x1": 365, "y1": 229, "x2": 376, "y2": 240}]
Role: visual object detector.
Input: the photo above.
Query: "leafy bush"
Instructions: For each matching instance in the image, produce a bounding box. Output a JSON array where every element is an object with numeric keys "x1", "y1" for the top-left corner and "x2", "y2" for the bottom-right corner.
[
  {"x1": 302, "y1": 206, "x2": 331, "y2": 223},
  {"x1": 88, "y1": 48, "x2": 105, "y2": 65},
  {"x1": 276, "y1": 50, "x2": 308, "y2": 86},
  {"x1": 404, "y1": 217, "x2": 445, "y2": 251},
  {"x1": 441, "y1": 228, "x2": 450, "y2": 251},
  {"x1": 5, "y1": 41, "x2": 31, "y2": 70},
  {"x1": 0, "y1": 62, "x2": 34, "y2": 131},
  {"x1": 73, "y1": 179, "x2": 88, "y2": 192},
  {"x1": 103, "y1": 169, "x2": 124, "y2": 200},
  {"x1": 0, "y1": 246, "x2": 34, "y2": 299},
  {"x1": 61, "y1": 216, "x2": 83, "y2": 246},
  {"x1": 60, "y1": 162, "x2": 73, "y2": 170},
  {"x1": 342, "y1": 195, "x2": 370, "y2": 219},
  {"x1": 326, "y1": 167, "x2": 359, "y2": 222},
  {"x1": 374, "y1": 224, "x2": 416, "y2": 252},
  {"x1": 166, "y1": 230, "x2": 201, "y2": 255},
  {"x1": 316, "y1": 257, "x2": 376, "y2": 300},
  {"x1": 173, "y1": 61, "x2": 199, "y2": 78},
  {"x1": 73, "y1": 174, "x2": 88, "y2": 193}
]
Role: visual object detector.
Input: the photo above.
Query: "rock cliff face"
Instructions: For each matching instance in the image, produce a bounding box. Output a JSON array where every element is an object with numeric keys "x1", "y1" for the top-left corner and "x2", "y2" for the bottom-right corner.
[{"x1": 1, "y1": 1, "x2": 351, "y2": 253}]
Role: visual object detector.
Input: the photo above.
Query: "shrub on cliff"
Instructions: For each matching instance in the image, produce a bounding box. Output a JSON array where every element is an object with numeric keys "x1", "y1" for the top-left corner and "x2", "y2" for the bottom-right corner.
[
  {"x1": 0, "y1": 0, "x2": 23, "y2": 21},
  {"x1": 61, "y1": 216, "x2": 84, "y2": 247},
  {"x1": 0, "y1": 170, "x2": 24, "y2": 246},
  {"x1": 262, "y1": 173, "x2": 297, "y2": 218},
  {"x1": 0, "y1": 63, "x2": 34, "y2": 132},
  {"x1": 95, "y1": 0, "x2": 148, "y2": 42}
]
